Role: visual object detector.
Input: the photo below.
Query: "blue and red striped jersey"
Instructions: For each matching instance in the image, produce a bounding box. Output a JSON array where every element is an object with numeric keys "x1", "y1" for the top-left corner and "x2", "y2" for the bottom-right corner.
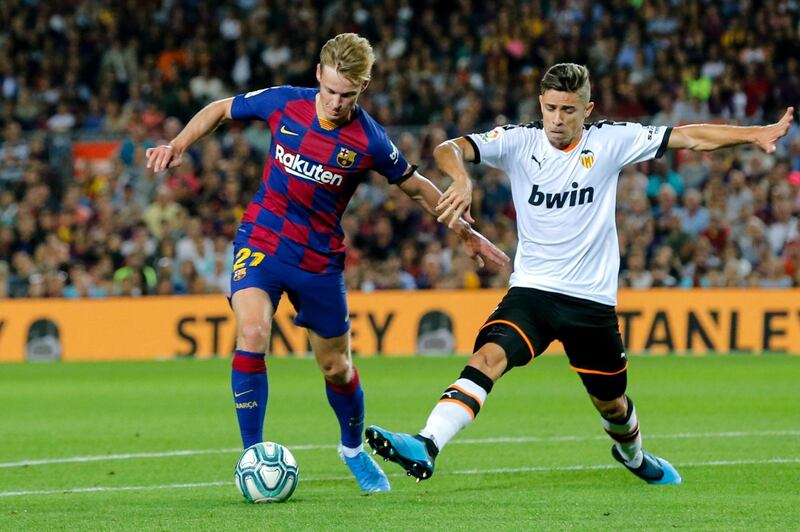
[{"x1": 230, "y1": 86, "x2": 410, "y2": 273}]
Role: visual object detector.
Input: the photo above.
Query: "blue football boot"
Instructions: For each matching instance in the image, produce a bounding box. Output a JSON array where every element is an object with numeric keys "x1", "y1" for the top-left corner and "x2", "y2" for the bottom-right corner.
[
  {"x1": 612, "y1": 446, "x2": 682, "y2": 485},
  {"x1": 365, "y1": 425, "x2": 436, "y2": 481},
  {"x1": 338, "y1": 445, "x2": 391, "y2": 493}
]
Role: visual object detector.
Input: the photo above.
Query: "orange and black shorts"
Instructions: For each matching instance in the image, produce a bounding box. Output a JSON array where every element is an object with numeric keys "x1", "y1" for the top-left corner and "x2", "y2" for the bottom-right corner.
[{"x1": 473, "y1": 287, "x2": 628, "y2": 400}]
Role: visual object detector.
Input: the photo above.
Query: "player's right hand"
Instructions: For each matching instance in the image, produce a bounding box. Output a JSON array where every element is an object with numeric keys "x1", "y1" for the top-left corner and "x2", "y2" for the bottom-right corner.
[
  {"x1": 436, "y1": 179, "x2": 475, "y2": 228},
  {"x1": 145, "y1": 144, "x2": 183, "y2": 173}
]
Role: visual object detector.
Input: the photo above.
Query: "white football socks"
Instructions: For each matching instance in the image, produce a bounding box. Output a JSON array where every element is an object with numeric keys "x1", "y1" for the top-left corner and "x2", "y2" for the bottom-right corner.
[
  {"x1": 602, "y1": 398, "x2": 643, "y2": 468},
  {"x1": 340, "y1": 444, "x2": 363, "y2": 458},
  {"x1": 419, "y1": 378, "x2": 488, "y2": 451}
]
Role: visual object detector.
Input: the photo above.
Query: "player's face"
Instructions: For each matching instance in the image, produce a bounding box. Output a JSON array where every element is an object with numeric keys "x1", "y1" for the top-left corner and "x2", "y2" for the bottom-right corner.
[
  {"x1": 316, "y1": 64, "x2": 369, "y2": 124},
  {"x1": 539, "y1": 90, "x2": 594, "y2": 149}
]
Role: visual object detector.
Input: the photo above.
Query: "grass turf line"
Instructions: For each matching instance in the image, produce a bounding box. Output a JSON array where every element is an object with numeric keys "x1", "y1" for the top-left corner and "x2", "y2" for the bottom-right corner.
[{"x1": 0, "y1": 355, "x2": 798, "y2": 530}]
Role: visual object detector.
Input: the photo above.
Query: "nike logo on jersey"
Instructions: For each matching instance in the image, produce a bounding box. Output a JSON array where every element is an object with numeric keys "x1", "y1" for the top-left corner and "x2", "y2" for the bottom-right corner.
[
  {"x1": 280, "y1": 125, "x2": 299, "y2": 136},
  {"x1": 528, "y1": 182, "x2": 595, "y2": 208},
  {"x1": 234, "y1": 389, "x2": 253, "y2": 398}
]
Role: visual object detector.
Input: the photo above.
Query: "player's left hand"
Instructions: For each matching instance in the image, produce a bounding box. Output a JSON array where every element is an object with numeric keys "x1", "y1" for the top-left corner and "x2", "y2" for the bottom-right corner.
[
  {"x1": 145, "y1": 144, "x2": 183, "y2": 173},
  {"x1": 457, "y1": 224, "x2": 511, "y2": 268},
  {"x1": 754, "y1": 106, "x2": 794, "y2": 153},
  {"x1": 437, "y1": 179, "x2": 474, "y2": 228}
]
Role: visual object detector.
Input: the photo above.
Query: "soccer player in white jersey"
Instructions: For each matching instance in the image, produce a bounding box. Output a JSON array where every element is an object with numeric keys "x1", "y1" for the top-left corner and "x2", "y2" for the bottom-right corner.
[{"x1": 367, "y1": 63, "x2": 794, "y2": 484}]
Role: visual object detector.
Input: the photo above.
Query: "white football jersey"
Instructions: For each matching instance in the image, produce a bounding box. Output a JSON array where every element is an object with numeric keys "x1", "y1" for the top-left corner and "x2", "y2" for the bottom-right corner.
[{"x1": 467, "y1": 121, "x2": 671, "y2": 306}]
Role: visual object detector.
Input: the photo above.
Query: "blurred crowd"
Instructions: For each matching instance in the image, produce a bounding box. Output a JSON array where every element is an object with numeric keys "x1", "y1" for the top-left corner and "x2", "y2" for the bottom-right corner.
[{"x1": 1, "y1": 0, "x2": 800, "y2": 299}]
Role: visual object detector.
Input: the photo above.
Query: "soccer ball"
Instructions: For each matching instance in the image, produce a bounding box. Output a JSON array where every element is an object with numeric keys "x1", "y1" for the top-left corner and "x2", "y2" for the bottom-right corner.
[{"x1": 234, "y1": 442, "x2": 299, "y2": 503}]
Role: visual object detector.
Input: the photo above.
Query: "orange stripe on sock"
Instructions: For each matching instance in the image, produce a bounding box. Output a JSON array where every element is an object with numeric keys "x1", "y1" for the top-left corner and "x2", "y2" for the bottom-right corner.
[
  {"x1": 480, "y1": 319, "x2": 535, "y2": 364},
  {"x1": 438, "y1": 398, "x2": 476, "y2": 419},
  {"x1": 569, "y1": 361, "x2": 628, "y2": 376},
  {"x1": 449, "y1": 384, "x2": 483, "y2": 407}
]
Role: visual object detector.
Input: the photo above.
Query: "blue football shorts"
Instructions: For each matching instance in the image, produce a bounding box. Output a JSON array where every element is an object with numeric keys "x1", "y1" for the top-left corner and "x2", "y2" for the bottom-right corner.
[{"x1": 229, "y1": 242, "x2": 350, "y2": 338}]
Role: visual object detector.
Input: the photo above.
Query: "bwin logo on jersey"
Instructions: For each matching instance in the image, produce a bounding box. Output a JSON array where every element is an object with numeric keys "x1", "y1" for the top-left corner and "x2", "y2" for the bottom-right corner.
[{"x1": 528, "y1": 182, "x2": 594, "y2": 208}]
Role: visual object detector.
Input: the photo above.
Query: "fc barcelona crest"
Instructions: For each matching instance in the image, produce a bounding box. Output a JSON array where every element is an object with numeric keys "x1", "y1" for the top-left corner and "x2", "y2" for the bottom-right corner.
[
  {"x1": 336, "y1": 147, "x2": 357, "y2": 168},
  {"x1": 579, "y1": 149, "x2": 595, "y2": 169}
]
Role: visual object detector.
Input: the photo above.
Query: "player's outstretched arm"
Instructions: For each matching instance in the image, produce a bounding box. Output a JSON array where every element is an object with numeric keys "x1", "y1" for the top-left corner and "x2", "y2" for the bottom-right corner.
[
  {"x1": 668, "y1": 107, "x2": 794, "y2": 153},
  {"x1": 145, "y1": 97, "x2": 235, "y2": 172},
  {"x1": 433, "y1": 137, "x2": 477, "y2": 227},
  {"x1": 398, "y1": 171, "x2": 510, "y2": 268}
]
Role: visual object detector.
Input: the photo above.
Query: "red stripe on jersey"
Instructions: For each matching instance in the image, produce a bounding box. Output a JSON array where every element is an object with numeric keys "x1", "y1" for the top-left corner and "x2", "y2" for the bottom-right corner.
[
  {"x1": 284, "y1": 100, "x2": 316, "y2": 129},
  {"x1": 249, "y1": 224, "x2": 280, "y2": 254},
  {"x1": 287, "y1": 175, "x2": 316, "y2": 210},
  {"x1": 328, "y1": 233, "x2": 345, "y2": 253},
  {"x1": 242, "y1": 202, "x2": 260, "y2": 223},
  {"x1": 340, "y1": 117, "x2": 370, "y2": 152},
  {"x1": 310, "y1": 208, "x2": 337, "y2": 233},
  {"x1": 281, "y1": 221, "x2": 310, "y2": 245},
  {"x1": 299, "y1": 246, "x2": 330, "y2": 271},
  {"x1": 298, "y1": 129, "x2": 337, "y2": 162},
  {"x1": 263, "y1": 188, "x2": 288, "y2": 217},
  {"x1": 268, "y1": 109, "x2": 284, "y2": 133}
]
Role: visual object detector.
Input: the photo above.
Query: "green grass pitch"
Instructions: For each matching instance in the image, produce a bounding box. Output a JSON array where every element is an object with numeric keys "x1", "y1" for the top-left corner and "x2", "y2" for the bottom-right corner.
[{"x1": 1, "y1": 355, "x2": 798, "y2": 530}]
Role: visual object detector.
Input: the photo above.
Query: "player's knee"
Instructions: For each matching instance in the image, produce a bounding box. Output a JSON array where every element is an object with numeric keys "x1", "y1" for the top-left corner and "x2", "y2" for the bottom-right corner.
[
  {"x1": 592, "y1": 394, "x2": 628, "y2": 420},
  {"x1": 320, "y1": 356, "x2": 351, "y2": 384},
  {"x1": 238, "y1": 321, "x2": 270, "y2": 351},
  {"x1": 467, "y1": 344, "x2": 507, "y2": 381}
]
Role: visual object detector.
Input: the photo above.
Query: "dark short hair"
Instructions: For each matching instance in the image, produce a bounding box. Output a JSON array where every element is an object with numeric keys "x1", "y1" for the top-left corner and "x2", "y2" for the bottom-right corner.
[{"x1": 540, "y1": 63, "x2": 591, "y2": 102}]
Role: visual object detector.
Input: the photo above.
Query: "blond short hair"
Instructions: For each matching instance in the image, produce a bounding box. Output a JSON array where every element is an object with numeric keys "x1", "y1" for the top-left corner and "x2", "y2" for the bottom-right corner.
[{"x1": 319, "y1": 33, "x2": 375, "y2": 84}]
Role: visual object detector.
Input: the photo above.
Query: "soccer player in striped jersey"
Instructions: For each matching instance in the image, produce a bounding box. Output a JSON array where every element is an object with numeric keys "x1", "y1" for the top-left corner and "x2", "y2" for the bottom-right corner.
[
  {"x1": 145, "y1": 33, "x2": 509, "y2": 494},
  {"x1": 368, "y1": 63, "x2": 794, "y2": 485}
]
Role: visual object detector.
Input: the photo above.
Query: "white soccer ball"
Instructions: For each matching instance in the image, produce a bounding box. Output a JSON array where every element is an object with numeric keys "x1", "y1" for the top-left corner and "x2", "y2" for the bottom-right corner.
[{"x1": 234, "y1": 442, "x2": 299, "y2": 503}]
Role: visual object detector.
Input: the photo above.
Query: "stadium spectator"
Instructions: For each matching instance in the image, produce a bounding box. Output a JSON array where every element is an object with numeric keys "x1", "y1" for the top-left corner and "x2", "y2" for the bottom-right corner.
[{"x1": 1, "y1": 0, "x2": 800, "y2": 300}]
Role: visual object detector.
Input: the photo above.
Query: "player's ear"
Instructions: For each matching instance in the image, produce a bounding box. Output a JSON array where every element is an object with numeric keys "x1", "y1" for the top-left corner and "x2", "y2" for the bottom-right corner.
[
  {"x1": 360, "y1": 79, "x2": 370, "y2": 93},
  {"x1": 315, "y1": 64, "x2": 322, "y2": 83},
  {"x1": 584, "y1": 101, "x2": 594, "y2": 118}
]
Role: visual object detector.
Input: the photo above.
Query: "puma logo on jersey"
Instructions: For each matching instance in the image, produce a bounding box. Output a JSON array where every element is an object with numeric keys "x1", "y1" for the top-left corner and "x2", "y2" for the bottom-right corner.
[
  {"x1": 531, "y1": 154, "x2": 544, "y2": 168},
  {"x1": 528, "y1": 182, "x2": 594, "y2": 208}
]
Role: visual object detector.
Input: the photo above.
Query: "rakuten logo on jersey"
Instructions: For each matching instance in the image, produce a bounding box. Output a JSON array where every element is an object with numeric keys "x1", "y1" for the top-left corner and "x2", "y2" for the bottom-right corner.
[
  {"x1": 528, "y1": 182, "x2": 594, "y2": 208},
  {"x1": 275, "y1": 144, "x2": 343, "y2": 186}
]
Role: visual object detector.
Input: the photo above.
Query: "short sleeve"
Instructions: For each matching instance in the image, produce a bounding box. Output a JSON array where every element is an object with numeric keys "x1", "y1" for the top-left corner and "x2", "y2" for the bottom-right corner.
[
  {"x1": 371, "y1": 132, "x2": 411, "y2": 184},
  {"x1": 466, "y1": 126, "x2": 519, "y2": 170},
  {"x1": 230, "y1": 86, "x2": 285, "y2": 121},
  {"x1": 612, "y1": 122, "x2": 672, "y2": 167}
]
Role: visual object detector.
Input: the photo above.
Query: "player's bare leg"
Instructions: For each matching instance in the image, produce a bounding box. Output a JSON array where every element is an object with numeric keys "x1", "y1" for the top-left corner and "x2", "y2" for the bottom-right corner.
[
  {"x1": 309, "y1": 330, "x2": 390, "y2": 493},
  {"x1": 367, "y1": 343, "x2": 503, "y2": 480},
  {"x1": 230, "y1": 287, "x2": 273, "y2": 448},
  {"x1": 309, "y1": 330, "x2": 353, "y2": 386},
  {"x1": 591, "y1": 393, "x2": 681, "y2": 484},
  {"x1": 465, "y1": 342, "x2": 508, "y2": 380}
]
